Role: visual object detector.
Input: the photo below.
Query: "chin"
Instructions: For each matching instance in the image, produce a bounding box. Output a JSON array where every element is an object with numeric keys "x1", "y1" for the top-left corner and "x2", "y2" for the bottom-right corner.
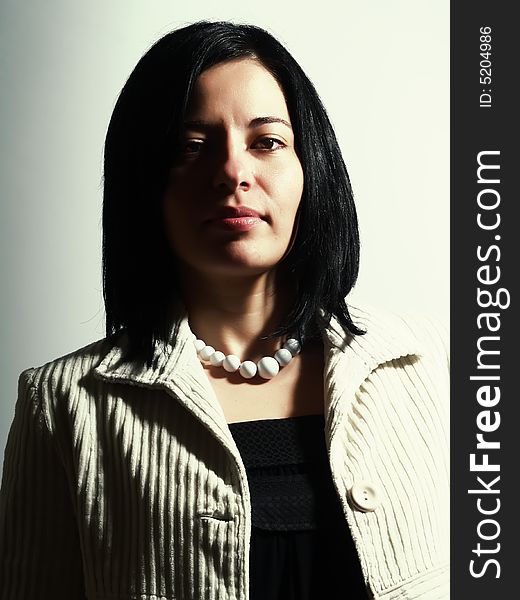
[
  {"x1": 206, "y1": 243, "x2": 284, "y2": 272},
  {"x1": 203, "y1": 260, "x2": 278, "y2": 279},
  {"x1": 177, "y1": 240, "x2": 290, "y2": 280}
]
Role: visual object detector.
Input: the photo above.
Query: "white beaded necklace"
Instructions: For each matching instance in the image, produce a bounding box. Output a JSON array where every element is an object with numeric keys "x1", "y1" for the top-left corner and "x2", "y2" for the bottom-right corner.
[{"x1": 193, "y1": 337, "x2": 301, "y2": 380}]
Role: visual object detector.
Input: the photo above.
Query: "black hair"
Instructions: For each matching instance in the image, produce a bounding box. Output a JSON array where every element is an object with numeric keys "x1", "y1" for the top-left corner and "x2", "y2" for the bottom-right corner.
[{"x1": 103, "y1": 20, "x2": 364, "y2": 364}]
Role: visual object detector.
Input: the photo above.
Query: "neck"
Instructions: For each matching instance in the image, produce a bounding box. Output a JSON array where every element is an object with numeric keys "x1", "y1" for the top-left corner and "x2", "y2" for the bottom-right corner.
[{"x1": 179, "y1": 268, "x2": 293, "y2": 360}]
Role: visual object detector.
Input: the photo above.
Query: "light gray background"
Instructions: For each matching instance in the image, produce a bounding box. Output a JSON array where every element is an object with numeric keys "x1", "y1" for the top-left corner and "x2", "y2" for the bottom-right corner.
[{"x1": 0, "y1": 1, "x2": 449, "y2": 458}]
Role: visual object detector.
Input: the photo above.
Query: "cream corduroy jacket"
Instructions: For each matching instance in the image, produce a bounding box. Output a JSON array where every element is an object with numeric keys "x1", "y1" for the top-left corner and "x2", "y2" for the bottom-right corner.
[{"x1": 0, "y1": 306, "x2": 449, "y2": 600}]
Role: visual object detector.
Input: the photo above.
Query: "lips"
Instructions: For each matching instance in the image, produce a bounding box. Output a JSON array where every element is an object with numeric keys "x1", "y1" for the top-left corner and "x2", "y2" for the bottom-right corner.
[
  {"x1": 206, "y1": 205, "x2": 264, "y2": 233},
  {"x1": 210, "y1": 206, "x2": 262, "y2": 220}
]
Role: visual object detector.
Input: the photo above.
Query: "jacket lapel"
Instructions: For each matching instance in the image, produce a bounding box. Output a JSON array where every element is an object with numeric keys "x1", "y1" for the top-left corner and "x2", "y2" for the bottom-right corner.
[
  {"x1": 93, "y1": 314, "x2": 236, "y2": 451},
  {"x1": 94, "y1": 305, "x2": 423, "y2": 450},
  {"x1": 321, "y1": 306, "x2": 423, "y2": 441}
]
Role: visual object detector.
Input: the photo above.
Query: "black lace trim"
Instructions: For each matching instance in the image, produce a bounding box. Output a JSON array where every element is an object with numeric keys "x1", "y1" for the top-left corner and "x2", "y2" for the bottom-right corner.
[{"x1": 229, "y1": 415, "x2": 344, "y2": 531}]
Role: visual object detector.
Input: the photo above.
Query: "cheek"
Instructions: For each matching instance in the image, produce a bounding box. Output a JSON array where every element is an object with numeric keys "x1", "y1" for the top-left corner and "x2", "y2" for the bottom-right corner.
[
  {"x1": 162, "y1": 177, "x2": 197, "y2": 227},
  {"x1": 165, "y1": 164, "x2": 203, "y2": 202},
  {"x1": 274, "y1": 159, "x2": 304, "y2": 221},
  {"x1": 161, "y1": 188, "x2": 191, "y2": 253}
]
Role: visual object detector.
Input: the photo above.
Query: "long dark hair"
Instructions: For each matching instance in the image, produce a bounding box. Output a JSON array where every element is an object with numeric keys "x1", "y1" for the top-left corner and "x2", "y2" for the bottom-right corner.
[{"x1": 103, "y1": 20, "x2": 363, "y2": 364}]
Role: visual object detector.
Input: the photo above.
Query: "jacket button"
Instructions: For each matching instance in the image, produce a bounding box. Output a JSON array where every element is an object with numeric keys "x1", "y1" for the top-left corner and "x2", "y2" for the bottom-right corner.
[{"x1": 348, "y1": 481, "x2": 381, "y2": 512}]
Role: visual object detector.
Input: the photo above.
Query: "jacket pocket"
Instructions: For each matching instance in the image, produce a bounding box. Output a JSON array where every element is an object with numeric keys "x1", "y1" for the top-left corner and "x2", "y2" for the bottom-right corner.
[{"x1": 196, "y1": 512, "x2": 238, "y2": 595}]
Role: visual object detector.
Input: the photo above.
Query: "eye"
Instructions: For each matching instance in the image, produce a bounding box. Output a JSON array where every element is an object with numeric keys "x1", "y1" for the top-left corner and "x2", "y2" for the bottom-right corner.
[
  {"x1": 252, "y1": 137, "x2": 286, "y2": 152},
  {"x1": 179, "y1": 139, "x2": 204, "y2": 155}
]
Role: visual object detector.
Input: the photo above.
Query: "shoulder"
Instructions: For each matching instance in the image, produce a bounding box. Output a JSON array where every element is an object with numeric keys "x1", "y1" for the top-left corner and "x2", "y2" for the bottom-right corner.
[
  {"x1": 350, "y1": 303, "x2": 449, "y2": 367},
  {"x1": 19, "y1": 335, "x2": 121, "y2": 396},
  {"x1": 340, "y1": 304, "x2": 449, "y2": 422},
  {"x1": 325, "y1": 302, "x2": 449, "y2": 376}
]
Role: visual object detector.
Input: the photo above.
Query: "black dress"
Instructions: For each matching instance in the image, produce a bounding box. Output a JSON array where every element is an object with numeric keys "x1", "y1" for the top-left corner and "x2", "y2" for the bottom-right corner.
[{"x1": 228, "y1": 414, "x2": 369, "y2": 600}]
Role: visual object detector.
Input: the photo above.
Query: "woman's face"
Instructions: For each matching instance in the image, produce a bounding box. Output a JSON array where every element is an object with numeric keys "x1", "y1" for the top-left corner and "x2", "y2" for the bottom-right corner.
[{"x1": 162, "y1": 58, "x2": 304, "y2": 280}]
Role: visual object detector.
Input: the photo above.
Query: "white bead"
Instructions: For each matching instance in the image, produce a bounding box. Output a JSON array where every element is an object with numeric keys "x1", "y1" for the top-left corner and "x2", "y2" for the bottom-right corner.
[
  {"x1": 274, "y1": 348, "x2": 293, "y2": 366},
  {"x1": 223, "y1": 355, "x2": 241, "y2": 373},
  {"x1": 194, "y1": 339, "x2": 206, "y2": 352},
  {"x1": 209, "y1": 351, "x2": 225, "y2": 367},
  {"x1": 257, "y1": 356, "x2": 280, "y2": 379},
  {"x1": 239, "y1": 360, "x2": 257, "y2": 379},
  {"x1": 199, "y1": 345, "x2": 215, "y2": 361},
  {"x1": 283, "y1": 338, "x2": 301, "y2": 356}
]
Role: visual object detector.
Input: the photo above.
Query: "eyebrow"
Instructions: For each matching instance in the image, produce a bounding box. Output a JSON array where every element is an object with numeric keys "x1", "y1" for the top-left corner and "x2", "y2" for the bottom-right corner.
[
  {"x1": 182, "y1": 116, "x2": 292, "y2": 131},
  {"x1": 249, "y1": 116, "x2": 292, "y2": 129}
]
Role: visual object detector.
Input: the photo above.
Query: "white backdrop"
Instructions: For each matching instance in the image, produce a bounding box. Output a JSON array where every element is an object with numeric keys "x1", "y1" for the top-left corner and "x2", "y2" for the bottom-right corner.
[{"x1": 0, "y1": 0, "x2": 449, "y2": 457}]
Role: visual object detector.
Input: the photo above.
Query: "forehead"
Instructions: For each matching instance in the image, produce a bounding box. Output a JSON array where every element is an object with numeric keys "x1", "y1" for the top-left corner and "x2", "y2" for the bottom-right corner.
[{"x1": 186, "y1": 58, "x2": 291, "y2": 122}]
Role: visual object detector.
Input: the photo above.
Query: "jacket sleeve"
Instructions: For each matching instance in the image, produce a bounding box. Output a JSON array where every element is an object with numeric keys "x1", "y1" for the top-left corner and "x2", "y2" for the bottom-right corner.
[{"x1": 0, "y1": 369, "x2": 86, "y2": 599}]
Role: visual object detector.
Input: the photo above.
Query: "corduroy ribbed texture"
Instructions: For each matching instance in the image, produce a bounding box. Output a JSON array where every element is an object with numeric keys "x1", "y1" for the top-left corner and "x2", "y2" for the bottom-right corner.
[{"x1": 0, "y1": 305, "x2": 449, "y2": 599}]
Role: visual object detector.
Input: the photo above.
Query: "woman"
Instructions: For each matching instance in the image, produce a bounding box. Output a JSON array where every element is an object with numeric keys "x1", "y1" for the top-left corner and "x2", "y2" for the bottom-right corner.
[{"x1": 0, "y1": 21, "x2": 449, "y2": 600}]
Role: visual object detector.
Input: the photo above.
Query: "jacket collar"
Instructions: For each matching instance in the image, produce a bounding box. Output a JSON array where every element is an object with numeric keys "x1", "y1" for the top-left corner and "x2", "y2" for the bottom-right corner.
[
  {"x1": 320, "y1": 305, "x2": 423, "y2": 436},
  {"x1": 94, "y1": 313, "x2": 198, "y2": 387},
  {"x1": 94, "y1": 313, "x2": 233, "y2": 444},
  {"x1": 93, "y1": 304, "x2": 423, "y2": 450},
  {"x1": 324, "y1": 304, "x2": 423, "y2": 370},
  {"x1": 94, "y1": 304, "x2": 422, "y2": 389}
]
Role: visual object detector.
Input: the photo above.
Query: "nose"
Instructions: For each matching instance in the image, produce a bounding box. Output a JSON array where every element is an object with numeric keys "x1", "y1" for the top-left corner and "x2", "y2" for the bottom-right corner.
[{"x1": 212, "y1": 137, "x2": 252, "y2": 194}]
